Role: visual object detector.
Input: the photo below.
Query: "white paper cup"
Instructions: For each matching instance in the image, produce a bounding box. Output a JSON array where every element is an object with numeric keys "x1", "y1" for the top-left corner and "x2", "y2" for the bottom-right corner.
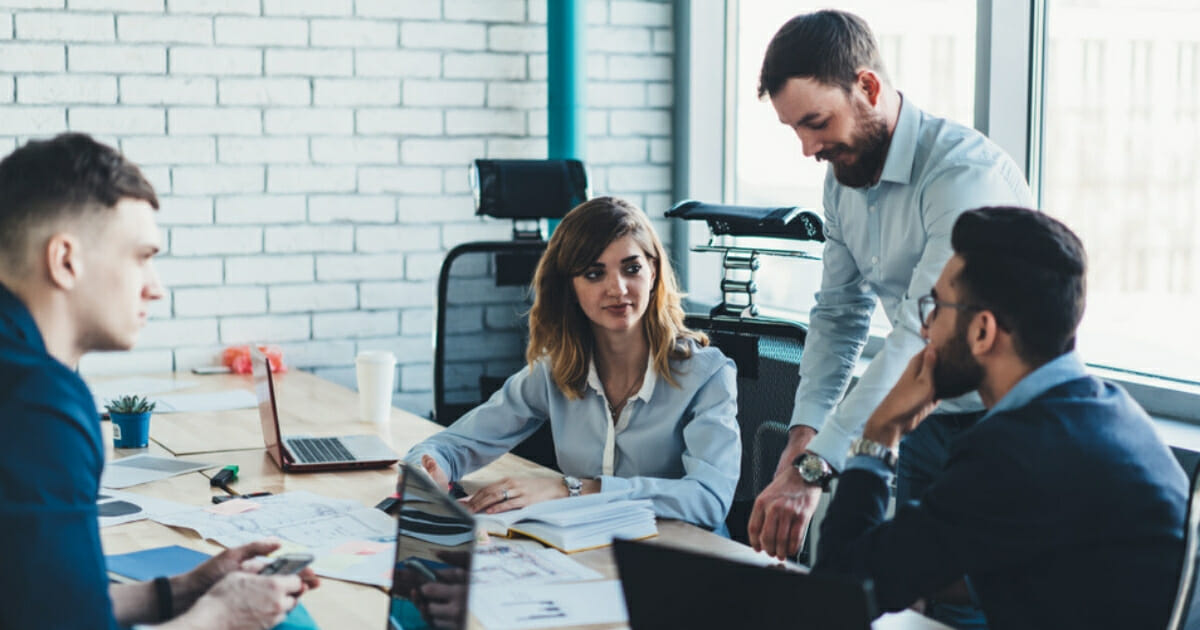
[{"x1": 355, "y1": 350, "x2": 396, "y2": 425}]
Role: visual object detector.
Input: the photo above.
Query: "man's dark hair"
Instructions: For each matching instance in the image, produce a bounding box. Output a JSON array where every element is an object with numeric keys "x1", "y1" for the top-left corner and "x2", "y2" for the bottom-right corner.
[
  {"x1": 758, "y1": 9, "x2": 888, "y2": 99},
  {"x1": 952, "y1": 207, "x2": 1087, "y2": 367},
  {"x1": 0, "y1": 133, "x2": 158, "y2": 270}
]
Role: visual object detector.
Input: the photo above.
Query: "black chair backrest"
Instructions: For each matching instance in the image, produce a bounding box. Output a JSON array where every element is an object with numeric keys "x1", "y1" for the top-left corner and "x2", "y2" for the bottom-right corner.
[
  {"x1": 1168, "y1": 447, "x2": 1200, "y2": 630},
  {"x1": 433, "y1": 241, "x2": 557, "y2": 471},
  {"x1": 474, "y1": 159, "x2": 588, "y2": 219},
  {"x1": 685, "y1": 314, "x2": 806, "y2": 543}
]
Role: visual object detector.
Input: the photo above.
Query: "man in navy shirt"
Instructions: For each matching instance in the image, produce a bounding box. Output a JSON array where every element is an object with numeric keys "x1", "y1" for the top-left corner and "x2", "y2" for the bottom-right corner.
[
  {"x1": 0, "y1": 133, "x2": 318, "y2": 629},
  {"x1": 815, "y1": 207, "x2": 1188, "y2": 629}
]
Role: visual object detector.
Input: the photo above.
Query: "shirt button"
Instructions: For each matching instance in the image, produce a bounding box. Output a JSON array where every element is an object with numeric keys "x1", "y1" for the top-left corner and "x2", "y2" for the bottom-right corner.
[
  {"x1": 868, "y1": 205, "x2": 876, "y2": 212},
  {"x1": 871, "y1": 256, "x2": 879, "y2": 265}
]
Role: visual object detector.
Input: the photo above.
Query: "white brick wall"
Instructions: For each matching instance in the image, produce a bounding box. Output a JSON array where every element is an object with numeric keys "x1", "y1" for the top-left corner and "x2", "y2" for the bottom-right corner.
[{"x1": 7, "y1": 0, "x2": 674, "y2": 417}]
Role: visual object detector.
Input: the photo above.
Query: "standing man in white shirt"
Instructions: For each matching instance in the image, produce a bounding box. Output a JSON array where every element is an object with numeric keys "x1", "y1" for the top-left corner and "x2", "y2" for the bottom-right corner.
[{"x1": 747, "y1": 10, "x2": 1032, "y2": 626}]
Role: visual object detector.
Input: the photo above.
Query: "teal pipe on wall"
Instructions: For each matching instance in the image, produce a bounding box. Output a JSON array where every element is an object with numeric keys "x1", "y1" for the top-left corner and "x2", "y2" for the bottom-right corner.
[{"x1": 547, "y1": 0, "x2": 587, "y2": 163}]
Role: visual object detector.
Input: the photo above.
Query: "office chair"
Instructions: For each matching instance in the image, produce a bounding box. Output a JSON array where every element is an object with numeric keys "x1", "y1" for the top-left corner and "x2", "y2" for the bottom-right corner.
[
  {"x1": 667, "y1": 200, "x2": 824, "y2": 549},
  {"x1": 433, "y1": 159, "x2": 588, "y2": 471},
  {"x1": 1166, "y1": 446, "x2": 1200, "y2": 630}
]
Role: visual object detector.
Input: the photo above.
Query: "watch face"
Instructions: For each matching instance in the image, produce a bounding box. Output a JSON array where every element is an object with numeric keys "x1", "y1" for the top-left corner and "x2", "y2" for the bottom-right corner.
[{"x1": 797, "y1": 455, "x2": 826, "y2": 483}]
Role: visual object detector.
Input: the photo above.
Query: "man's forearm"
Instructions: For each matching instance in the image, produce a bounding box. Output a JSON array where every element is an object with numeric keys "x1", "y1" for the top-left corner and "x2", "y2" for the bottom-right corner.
[
  {"x1": 774, "y1": 425, "x2": 818, "y2": 475},
  {"x1": 111, "y1": 581, "x2": 159, "y2": 626},
  {"x1": 111, "y1": 574, "x2": 200, "y2": 625}
]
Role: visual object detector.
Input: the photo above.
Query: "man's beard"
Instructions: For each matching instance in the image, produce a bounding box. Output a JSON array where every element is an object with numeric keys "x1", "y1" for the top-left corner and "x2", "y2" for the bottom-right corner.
[
  {"x1": 818, "y1": 100, "x2": 891, "y2": 189},
  {"x1": 932, "y1": 324, "x2": 985, "y2": 400}
]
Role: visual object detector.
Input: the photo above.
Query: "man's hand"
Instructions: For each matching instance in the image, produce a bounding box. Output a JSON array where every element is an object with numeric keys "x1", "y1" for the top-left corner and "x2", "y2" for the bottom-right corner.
[
  {"x1": 179, "y1": 572, "x2": 303, "y2": 630},
  {"x1": 749, "y1": 426, "x2": 823, "y2": 560},
  {"x1": 862, "y1": 346, "x2": 940, "y2": 449},
  {"x1": 416, "y1": 567, "x2": 469, "y2": 629},
  {"x1": 173, "y1": 541, "x2": 319, "y2": 615}
]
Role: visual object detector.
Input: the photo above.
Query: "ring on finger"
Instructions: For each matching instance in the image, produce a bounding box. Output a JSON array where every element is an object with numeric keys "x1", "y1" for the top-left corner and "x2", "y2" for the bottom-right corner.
[{"x1": 501, "y1": 489, "x2": 510, "y2": 502}]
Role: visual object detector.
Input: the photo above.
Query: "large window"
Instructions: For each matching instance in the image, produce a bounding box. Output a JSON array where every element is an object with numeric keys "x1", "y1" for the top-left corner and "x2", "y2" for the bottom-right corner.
[
  {"x1": 1041, "y1": 0, "x2": 1200, "y2": 383},
  {"x1": 680, "y1": 0, "x2": 1200, "y2": 417},
  {"x1": 727, "y1": 1, "x2": 977, "y2": 328}
]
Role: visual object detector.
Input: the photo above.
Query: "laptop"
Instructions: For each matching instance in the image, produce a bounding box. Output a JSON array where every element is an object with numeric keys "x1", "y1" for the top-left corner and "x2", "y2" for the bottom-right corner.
[
  {"x1": 387, "y1": 463, "x2": 476, "y2": 630},
  {"x1": 251, "y1": 347, "x2": 399, "y2": 472},
  {"x1": 614, "y1": 538, "x2": 877, "y2": 630}
]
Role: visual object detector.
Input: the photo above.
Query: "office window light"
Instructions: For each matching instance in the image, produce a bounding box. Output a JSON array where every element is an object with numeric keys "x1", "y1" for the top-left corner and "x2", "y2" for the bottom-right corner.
[{"x1": 1041, "y1": 0, "x2": 1200, "y2": 383}]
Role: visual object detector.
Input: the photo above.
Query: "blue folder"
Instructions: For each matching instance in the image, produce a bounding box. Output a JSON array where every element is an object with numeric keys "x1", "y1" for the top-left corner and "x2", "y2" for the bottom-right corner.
[{"x1": 106, "y1": 545, "x2": 319, "y2": 630}]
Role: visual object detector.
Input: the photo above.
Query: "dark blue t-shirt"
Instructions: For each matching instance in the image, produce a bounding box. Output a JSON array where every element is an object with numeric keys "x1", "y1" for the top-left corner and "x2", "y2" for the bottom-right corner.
[{"x1": 0, "y1": 284, "x2": 119, "y2": 629}]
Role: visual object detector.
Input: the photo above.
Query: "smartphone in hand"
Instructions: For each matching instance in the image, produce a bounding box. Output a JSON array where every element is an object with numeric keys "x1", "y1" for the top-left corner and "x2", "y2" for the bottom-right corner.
[{"x1": 259, "y1": 553, "x2": 314, "y2": 576}]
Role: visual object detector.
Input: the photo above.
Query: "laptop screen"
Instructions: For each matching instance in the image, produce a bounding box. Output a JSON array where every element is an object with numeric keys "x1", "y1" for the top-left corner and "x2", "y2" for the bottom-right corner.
[
  {"x1": 250, "y1": 347, "x2": 287, "y2": 469},
  {"x1": 614, "y1": 538, "x2": 876, "y2": 630},
  {"x1": 388, "y1": 463, "x2": 476, "y2": 630}
]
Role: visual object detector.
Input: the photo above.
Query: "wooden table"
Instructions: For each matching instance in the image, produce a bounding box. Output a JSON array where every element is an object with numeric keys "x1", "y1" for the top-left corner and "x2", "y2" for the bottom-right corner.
[{"x1": 95, "y1": 370, "x2": 947, "y2": 630}]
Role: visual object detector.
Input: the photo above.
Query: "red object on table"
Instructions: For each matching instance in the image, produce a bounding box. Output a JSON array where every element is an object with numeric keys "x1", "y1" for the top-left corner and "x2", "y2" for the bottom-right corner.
[{"x1": 222, "y1": 345, "x2": 286, "y2": 374}]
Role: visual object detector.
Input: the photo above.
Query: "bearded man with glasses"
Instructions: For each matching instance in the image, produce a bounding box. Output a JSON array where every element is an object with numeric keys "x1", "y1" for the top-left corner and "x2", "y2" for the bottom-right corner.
[{"x1": 813, "y1": 207, "x2": 1187, "y2": 630}]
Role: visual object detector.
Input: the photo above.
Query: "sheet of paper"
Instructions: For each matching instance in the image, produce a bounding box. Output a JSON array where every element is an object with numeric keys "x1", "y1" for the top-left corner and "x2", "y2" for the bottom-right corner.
[
  {"x1": 470, "y1": 580, "x2": 628, "y2": 630},
  {"x1": 101, "y1": 454, "x2": 217, "y2": 489},
  {"x1": 92, "y1": 377, "x2": 197, "y2": 414},
  {"x1": 332, "y1": 540, "x2": 391, "y2": 555},
  {"x1": 471, "y1": 541, "x2": 603, "y2": 587},
  {"x1": 206, "y1": 498, "x2": 261, "y2": 515},
  {"x1": 98, "y1": 489, "x2": 195, "y2": 528},
  {"x1": 152, "y1": 389, "x2": 257, "y2": 413},
  {"x1": 310, "y1": 544, "x2": 396, "y2": 587},
  {"x1": 151, "y1": 491, "x2": 396, "y2": 549}
]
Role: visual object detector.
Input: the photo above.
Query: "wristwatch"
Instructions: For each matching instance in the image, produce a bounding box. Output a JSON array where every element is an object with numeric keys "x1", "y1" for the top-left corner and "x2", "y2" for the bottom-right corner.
[
  {"x1": 792, "y1": 453, "x2": 835, "y2": 491},
  {"x1": 850, "y1": 437, "x2": 899, "y2": 471},
  {"x1": 563, "y1": 475, "x2": 583, "y2": 497}
]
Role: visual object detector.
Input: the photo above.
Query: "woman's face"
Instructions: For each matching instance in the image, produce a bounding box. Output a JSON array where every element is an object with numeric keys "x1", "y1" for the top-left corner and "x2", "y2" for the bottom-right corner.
[{"x1": 571, "y1": 234, "x2": 657, "y2": 337}]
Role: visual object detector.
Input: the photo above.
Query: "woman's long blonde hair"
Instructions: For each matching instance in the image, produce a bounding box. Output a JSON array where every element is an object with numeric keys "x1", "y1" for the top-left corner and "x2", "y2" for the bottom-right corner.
[{"x1": 527, "y1": 196, "x2": 707, "y2": 399}]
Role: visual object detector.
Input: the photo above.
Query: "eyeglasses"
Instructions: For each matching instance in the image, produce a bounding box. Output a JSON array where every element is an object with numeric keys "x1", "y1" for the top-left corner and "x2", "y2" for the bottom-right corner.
[{"x1": 917, "y1": 294, "x2": 980, "y2": 327}]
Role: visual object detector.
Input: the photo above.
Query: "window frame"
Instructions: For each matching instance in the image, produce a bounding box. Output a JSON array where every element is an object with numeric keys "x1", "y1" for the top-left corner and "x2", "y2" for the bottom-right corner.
[{"x1": 672, "y1": 0, "x2": 1200, "y2": 425}]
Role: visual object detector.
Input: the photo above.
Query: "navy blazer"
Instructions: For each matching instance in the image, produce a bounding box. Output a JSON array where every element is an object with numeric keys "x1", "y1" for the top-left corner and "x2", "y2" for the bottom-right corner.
[{"x1": 816, "y1": 375, "x2": 1187, "y2": 630}]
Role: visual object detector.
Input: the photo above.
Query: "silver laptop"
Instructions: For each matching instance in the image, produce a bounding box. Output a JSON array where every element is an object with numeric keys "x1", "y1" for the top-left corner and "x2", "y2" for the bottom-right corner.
[
  {"x1": 251, "y1": 347, "x2": 399, "y2": 472},
  {"x1": 387, "y1": 463, "x2": 476, "y2": 630}
]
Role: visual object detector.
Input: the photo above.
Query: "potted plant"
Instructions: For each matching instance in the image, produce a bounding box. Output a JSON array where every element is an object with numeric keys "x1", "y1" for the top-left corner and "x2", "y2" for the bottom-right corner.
[{"x1": 105, "y1": 394, "x2": 156, "y2": 449}]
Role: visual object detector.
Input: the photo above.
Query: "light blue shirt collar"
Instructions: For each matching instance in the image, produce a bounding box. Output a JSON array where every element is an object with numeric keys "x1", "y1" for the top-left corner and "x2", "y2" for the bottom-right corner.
[
  {"x1": 982, "y1": 351, "x2": 1089, "y2": 421},
  {"x1": 585, "y1": 353, "x2": 658, "y2": 406},
  {"x1": 878, "y1": 93, "x2": 918, "y2": 186}
]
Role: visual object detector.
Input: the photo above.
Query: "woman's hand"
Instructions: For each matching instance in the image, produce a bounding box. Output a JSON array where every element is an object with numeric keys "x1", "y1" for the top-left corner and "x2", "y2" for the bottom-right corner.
[
  {"x1": 464, "y1": 477, "x2": 568, "y2": 514},
  {"x1": 421, "y1": 454, "x2": 450, "y2": 490}
]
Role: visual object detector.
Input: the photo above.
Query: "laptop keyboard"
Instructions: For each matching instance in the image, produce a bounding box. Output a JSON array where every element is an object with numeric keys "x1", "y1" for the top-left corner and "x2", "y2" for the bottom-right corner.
[{"x1": 290, "y1": 437, "x2": 354, "y2": 463}]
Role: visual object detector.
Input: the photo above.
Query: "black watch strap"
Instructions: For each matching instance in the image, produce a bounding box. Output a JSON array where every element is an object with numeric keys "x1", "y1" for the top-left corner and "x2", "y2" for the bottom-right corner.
[
  {"x1": 154, "y1": 576, "x2": 173, "y2": 622},
  {"x1": 793, "y1": 453, "x2": 835, "y2": 491}
]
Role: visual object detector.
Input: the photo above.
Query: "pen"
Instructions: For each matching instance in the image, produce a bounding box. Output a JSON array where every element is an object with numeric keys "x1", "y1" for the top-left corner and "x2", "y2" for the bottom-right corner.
[{"x1": 212, "y1": 491, "x2": 272, "y2": 504}]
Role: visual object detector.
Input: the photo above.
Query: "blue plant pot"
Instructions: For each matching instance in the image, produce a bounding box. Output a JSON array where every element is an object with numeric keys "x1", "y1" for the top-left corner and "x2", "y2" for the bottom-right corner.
[{"x1": 111, "y1": 411, "x2": 151, "y2": 448}]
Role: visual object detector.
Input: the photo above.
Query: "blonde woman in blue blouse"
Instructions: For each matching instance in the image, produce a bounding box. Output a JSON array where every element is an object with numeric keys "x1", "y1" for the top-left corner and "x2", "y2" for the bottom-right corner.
[{"x1": 407, "y1": 196, "x2": 740, "y2": 532}]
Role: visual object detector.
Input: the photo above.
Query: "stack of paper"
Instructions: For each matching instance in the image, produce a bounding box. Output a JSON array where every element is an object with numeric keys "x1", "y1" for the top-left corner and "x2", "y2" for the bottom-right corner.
[{"x1": 476, "y1": 493, "x2": 657, "y2": 553}]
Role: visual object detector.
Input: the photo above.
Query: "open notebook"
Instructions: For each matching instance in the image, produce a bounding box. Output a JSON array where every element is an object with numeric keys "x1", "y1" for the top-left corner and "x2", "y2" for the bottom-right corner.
[{"x1": 475, "y1": 492, "x2": 657, "y2": 553}]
